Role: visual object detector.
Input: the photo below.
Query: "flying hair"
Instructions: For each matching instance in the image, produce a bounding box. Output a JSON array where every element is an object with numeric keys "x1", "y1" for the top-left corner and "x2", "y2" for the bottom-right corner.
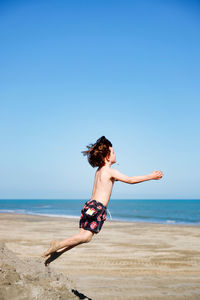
[{"x1": 82, "y1": 136, "x2": 112, "y2": 168}]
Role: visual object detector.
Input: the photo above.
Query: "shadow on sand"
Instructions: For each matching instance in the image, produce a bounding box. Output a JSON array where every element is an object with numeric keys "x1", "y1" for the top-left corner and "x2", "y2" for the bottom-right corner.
[{"x1": 72, "y1": 289, "x2": 93, "y2": 300}]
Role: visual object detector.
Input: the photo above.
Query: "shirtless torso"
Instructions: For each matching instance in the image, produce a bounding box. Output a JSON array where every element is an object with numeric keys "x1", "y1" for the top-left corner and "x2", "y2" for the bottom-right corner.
[{"x1": 91, "y1": 165, "x2": 116, "y2": 207}]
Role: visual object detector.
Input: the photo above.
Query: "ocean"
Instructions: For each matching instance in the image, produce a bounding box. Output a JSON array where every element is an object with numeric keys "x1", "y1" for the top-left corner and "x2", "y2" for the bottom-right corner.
[{"x1": 0, "y1": 199, "x2": 200, "y2": 226}]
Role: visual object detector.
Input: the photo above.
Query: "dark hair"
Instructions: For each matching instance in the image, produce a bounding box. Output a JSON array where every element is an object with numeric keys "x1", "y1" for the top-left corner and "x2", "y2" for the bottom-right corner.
[{"x1": 82, "y1": 136, "x2": 112, "y2": 168}]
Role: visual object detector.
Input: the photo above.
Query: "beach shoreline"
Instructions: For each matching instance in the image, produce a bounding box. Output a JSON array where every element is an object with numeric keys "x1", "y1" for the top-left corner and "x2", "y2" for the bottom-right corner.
[
  {"x1": 1, "y1": 213, "x2": 200, "y2": 299},
  {"x1": 0, "y1": 211, "x2": 200, "y2": 227},
  {"x1": 1, "y1": 199, "x2": 200, "y2": 226}
]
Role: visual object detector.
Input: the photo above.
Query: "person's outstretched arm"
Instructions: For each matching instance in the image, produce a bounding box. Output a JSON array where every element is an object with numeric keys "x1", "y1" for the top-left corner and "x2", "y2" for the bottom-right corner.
[{"x1": 110, "y1": 169, "x2": 163, "y2": 184}]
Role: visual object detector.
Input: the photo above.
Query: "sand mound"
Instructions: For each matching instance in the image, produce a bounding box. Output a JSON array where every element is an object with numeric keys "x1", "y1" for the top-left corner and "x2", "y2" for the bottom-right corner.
[{"x1": 0, "y1": 242, "x2": 77, "y2": 300}]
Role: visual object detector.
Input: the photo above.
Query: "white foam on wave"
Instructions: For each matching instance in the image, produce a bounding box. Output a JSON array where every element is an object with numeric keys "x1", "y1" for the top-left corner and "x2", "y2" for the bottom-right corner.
[
  {"x1": 0, "y1": 209, "x2": 16, "y2": 213},
  {"x1": 0, "y1": 210, "x2": 79, "y2": 219},
  {"x1": 34, "y1": 205, "x2": 52, "y2": 209},
  {"x1": 26, "y1": 212, "x2": 79, "y2": 219},
  {"x1": 0, "y1": 209, "x2": 26, "y2": 214},
  {"x1": 166, "y1": 220, "x2": 176, "y2": 224}
]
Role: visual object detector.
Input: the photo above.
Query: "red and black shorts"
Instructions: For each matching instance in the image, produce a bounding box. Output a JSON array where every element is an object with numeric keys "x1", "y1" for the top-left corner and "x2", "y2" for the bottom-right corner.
[{"x1": 79, "y1": 199, "x2": 107, "y2": 234}]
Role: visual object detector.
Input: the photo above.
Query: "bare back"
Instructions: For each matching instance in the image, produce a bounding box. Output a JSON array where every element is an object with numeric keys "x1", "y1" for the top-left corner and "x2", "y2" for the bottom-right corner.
[{"x1": 90, "y1": 166, "x2": 115, "y2": 207}]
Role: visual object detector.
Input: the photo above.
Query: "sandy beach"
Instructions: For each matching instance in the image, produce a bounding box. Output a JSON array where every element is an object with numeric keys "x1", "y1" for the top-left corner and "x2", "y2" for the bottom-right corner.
[{"x1": 0, "y1": 213, "x2": 200, "y2": 300}]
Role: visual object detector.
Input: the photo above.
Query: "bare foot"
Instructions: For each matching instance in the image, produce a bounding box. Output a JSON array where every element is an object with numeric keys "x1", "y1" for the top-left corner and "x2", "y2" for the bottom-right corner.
[
  {"x1": 44, "y1": 251, "x2": 63, "y2": 266},
  {"x1": 41, "y1": 240, "x2": 60, "y2": 257}
]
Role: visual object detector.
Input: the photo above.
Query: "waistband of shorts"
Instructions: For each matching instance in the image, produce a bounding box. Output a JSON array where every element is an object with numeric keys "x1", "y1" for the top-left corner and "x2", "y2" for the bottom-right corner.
[{"x1": 87, "y1": 199, "x2": 107, "y2": 209}]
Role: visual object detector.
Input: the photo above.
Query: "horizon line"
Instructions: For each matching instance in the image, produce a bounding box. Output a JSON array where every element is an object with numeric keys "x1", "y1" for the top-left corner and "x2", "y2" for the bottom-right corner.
[{"x1": 0, "y1": 198, "x2": 200, "y2": 201}]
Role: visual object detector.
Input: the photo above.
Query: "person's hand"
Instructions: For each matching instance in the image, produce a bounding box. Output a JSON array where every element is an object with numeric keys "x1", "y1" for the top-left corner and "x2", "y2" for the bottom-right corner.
[{"x1": 151, "y1": 170, "x2": 163, "y2": 180}]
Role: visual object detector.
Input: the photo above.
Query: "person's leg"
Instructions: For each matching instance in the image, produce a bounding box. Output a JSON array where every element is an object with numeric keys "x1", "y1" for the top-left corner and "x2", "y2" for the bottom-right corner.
[
  {"x1": 41, "y1": 228, "x2": 94, "y2": 257},
  {"x1": 56, "y1": 228, "x2": 94, "y2": 252},
  {"x1": 44, "y1": 243, "x2": 80, "y2": 266}
]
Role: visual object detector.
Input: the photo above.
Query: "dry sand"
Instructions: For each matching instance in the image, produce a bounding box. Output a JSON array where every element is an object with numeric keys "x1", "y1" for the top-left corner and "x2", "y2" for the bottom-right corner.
[{"x1": 0, "y1": 213, "x2": 200, "y2": 300}]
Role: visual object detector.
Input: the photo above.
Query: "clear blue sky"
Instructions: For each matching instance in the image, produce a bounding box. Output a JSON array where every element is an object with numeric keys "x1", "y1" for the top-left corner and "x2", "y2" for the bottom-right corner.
[{"x1": 0, "y1": 0, "x2": 199, "y2": 199}]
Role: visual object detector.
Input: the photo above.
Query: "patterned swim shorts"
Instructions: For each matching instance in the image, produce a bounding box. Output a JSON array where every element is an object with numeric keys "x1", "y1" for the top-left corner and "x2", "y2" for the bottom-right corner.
[{"x1": 79, "y1": 199, "x2": 107, "y2": 234}]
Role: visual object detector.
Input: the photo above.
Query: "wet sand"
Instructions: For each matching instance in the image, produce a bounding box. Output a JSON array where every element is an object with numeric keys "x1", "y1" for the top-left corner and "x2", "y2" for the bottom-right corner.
[{"x1": 0, "y1": 213, "x2": 200, "y2": 300}]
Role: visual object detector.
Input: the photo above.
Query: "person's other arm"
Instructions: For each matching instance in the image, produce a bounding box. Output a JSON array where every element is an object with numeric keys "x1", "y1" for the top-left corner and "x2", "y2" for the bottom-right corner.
[{"x1": 110, "y1": 169, "x2": 163, "y2": 184}]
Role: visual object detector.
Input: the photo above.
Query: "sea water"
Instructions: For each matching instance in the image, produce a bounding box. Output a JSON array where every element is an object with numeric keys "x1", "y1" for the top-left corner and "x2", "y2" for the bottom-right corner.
[{"x1": 0, "y1": 199, "x2": 200, "y2": 226}]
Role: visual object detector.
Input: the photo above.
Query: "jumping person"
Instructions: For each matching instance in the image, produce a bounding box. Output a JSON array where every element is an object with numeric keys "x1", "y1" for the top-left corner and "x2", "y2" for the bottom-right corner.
[{"x1": 41, "y1": 136, "x2": 163, "y2": 266}]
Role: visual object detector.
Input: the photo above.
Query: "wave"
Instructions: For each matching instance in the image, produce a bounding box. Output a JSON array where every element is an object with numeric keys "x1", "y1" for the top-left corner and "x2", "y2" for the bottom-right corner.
[
  {"x1": 0, "y1": 210, "x2": 79, "y2": 219},
  {"x1": 0, "y1": 209, "x2": 26, "y2": 214},
  {"x1": 26, "y1": 212, "x2": 79, "y2": 219},
  {"x1": 34, "y1": 205, "x2": 52, "y2": 209},
  {"x1": 166, "y1": 220, "x2": 176, "y2": 224}
]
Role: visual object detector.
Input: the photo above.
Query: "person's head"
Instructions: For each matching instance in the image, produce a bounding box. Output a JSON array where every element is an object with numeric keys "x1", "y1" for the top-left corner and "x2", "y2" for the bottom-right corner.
[{"x1": 82, "y1": 136, "x2": 116, "y2": 168}]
